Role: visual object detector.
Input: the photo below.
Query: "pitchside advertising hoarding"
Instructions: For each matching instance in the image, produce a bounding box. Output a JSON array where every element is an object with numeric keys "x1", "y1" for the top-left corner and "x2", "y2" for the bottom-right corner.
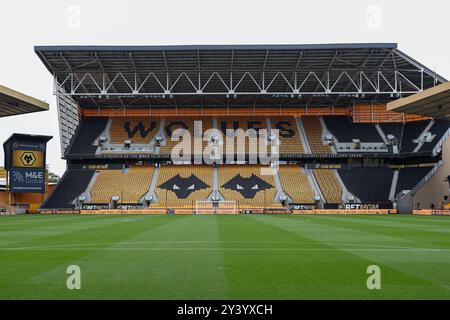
[{"x1": 3, "y1": 134, "x2": 52, "y2": 193}]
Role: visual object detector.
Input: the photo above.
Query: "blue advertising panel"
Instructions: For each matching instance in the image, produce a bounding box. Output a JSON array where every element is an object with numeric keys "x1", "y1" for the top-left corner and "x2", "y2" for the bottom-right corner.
[
  {"x1": 3, "y1": 134, "x2": 52, "y2": 194},
  {"x1": 9, "y1": 168, "x2": 46, "y2": 193}
]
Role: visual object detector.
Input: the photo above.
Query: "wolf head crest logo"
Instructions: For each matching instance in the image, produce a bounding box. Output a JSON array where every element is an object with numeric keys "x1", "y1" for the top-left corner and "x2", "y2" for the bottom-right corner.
[
  {"x1": 159, "y1": 174, "x2": 209, "y2": 199},
  {"x1": 222, "y1": 174, "x2": 272, "y2": 198}
]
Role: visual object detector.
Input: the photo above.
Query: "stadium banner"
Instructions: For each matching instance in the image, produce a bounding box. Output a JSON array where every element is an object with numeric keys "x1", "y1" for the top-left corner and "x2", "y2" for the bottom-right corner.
[
  {"x1": 80, "y1": 209, "x2": 166, "y2": 215},
  {"x1": 291, "y1": 204, "x2": 317, "y2": 210},
  {"x1": 293, "y1": 209, "x2": 396, "y2": 215},
  {"x1": 304, "y1": 163, "x2": 343, "y2": 170},
  {"x1": 81, "y1": 204, "x2": 145, "y2": 210},
  {"x1": 9, "y1": 168, "x2": 46, "y2": 193},
  {"x1": 3, "y1": 134, "x2": 52, "y2": 194},
  {"x1": 413, "y1": 210, "x2": 450, "y2": 215},
  {"x1": 324, "y1": 203, "x2": 394, "y2": 210},
  {"x1": 40, "y1": 209, "x2": 80, "y2": 214}
]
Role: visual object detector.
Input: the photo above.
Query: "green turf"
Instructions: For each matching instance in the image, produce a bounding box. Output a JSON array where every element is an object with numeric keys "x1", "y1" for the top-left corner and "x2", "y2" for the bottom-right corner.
[{"x1": 1, "y1": 214, "x2": 450, "y2": 299}]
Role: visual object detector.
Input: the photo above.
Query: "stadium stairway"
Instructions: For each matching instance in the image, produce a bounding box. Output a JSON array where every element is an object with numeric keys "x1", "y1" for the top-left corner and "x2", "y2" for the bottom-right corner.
[
  {"x1": 375, "y1": 124, "x2": 390, "y2": 145},
  {"x1": 296, "y1": 117, "x2": 312, "y2": 154},
  {"x1": 79, "y1": 170, "x2": 100, "y2": 203},
  {"x1": 389, "y1": 170, "x2": 399, "y2": 201},
  {"x1": 143, "y1": 165, "x2": 160, "y2": 205},
  {"x1": 313, "y1": 169, "x2": 343, "y2": 203},
  {"x1": 319, "y1": 116, "x2": 337, "y2": 153},
  {"x1": 301, "y1": 116, "x2": 331, "y2": 154},
  {"x1": 306, "y1": 169, "x2": 325, "y2": 203},
  {"x1": 278, "y1": 166, "x2": 316, "y2": 204}
]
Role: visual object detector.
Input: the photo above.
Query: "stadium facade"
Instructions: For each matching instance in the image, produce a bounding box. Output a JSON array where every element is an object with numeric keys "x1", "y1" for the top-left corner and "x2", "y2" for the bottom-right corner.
[{"x1": 34, "y1": 43, "x2": 450, "y2": 214}]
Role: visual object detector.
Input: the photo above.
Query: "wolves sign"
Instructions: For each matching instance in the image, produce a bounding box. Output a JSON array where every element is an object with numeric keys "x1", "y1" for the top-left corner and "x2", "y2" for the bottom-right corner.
[{"x1": 3, "y1": 134, "x2": 52, "y2": 193}]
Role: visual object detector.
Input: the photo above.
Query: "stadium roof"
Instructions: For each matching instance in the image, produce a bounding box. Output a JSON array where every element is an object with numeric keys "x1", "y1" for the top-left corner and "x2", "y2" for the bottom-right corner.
[
  {"x1": 387, "y1": 81, "x2": 450, "y2": 119},
  {"x1": 3, "y1": 133, "x2": 53, "y2": 146},
  {"x1": 35, "y1": 43, "x2": 446, "y2": 108},
  {"x1": 0, "y1": 84, "x2": 49, "y2": 117}
]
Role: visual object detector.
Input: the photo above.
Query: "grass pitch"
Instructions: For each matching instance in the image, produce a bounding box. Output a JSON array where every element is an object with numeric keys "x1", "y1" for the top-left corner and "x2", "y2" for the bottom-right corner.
[{"x1": 0, "y1": 214, "x2": 450, "y2": 299}]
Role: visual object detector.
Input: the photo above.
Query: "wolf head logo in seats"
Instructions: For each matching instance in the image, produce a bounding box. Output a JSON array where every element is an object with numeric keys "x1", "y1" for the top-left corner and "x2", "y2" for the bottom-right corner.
[
  {"x1": 159, "y1": 174, "x2": 209, "y2": 198},
  {"x1": 222, "y1": 174, "x2": 272, "y2": 198}
]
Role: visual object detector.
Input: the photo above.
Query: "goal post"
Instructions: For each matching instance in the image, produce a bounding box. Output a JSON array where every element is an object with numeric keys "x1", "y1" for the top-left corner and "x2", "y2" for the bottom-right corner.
[{"x1": 195, "y1": 200, "x2": 237, "y2": 214}]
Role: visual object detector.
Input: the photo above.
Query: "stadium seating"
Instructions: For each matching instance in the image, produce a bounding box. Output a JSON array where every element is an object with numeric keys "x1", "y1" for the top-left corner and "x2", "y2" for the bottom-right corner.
[
  {"x1": 41, "y1": 170, "x2": 95, "y2": 209},
  {"x1": 395, "y1": 167, "x2": 433, "y2": 196},
  {"x1": 159, "y1": 118, "x2": 213, "y2": 156},
  {"x1": 46, "y1": 113, "x2": 448, "y2": 212},
  {"x1": 270, "y1": 117, "x2": 305, "y2": 154},
  {"x1": 324, "y1": 116, "x2": 383, "y2": 143},
  {"x1": 218, "y1": 165, "x2": 280, "y2": 208},
  {"x1": 419, "y1": 120, "x2": 450, "y2": 153},
  {"x1": 313, "y1": 169, "x2": 342, "y2": 203},
  {"x1": 67, "y1": 117, "x2": 108, "y2": 156},
  {"x1": 109, "y1": 117, "x2": 160, "y2": 144},
  {"x1": 154, "y1": 165, "x2": 213, "y2": 208},
  {"x1": 302, "y1": 116, "x2": 331, "y2": 153},
  {"x1": 379, "y1": 122, "x2": 403, "y2": 144},
  {"x1": 338, "y1": 167, "x2": 393, "y2": 203},
  {"x1": 218, "y1": 117, "x2": 267, "y2": 155},
  {"x1": 278, "y1": 166, "x2": 315, "y2": 203},
  {"x1": 90, "y1": 166, "x2": 153, "y2": 203},
  {"x1": 398, "y1": 120, "x2": 430, "y2": 153}
]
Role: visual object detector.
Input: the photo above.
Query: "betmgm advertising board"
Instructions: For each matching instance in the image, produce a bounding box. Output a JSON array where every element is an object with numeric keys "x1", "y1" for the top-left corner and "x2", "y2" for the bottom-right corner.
[{"x1": 3, "y1": 134, "x2": 52, "y2": 193}]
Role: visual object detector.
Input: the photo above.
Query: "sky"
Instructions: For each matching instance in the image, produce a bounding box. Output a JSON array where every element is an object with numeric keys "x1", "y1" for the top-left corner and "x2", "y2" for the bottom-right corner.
[{"x1": 0, "y1": 0, "x2": 449, "y2": 176}]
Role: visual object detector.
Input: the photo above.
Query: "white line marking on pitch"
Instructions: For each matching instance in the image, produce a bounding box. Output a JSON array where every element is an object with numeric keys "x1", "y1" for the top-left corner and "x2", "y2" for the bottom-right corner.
[
  {"x1": 1, "y1": 240, "x2": 449, "y2": 252},
  {"x1": 1, "y1": 247, "x2": 450, "y2": 252}
]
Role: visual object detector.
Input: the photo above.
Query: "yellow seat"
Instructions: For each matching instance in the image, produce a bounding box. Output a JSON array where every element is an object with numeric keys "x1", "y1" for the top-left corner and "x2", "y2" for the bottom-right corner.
[
  {"x1": 302, "y1": 116, "x2": 331, "y2": 153},
  {"x1": 313, "y1": 169, "x2": 342, "y2": 203},
  {"x1": 278, "y1": 166, "x2": 315, "y2": 203},
  {"x1": 90, "y1": 166, "x2": 154, "y2": 203}
]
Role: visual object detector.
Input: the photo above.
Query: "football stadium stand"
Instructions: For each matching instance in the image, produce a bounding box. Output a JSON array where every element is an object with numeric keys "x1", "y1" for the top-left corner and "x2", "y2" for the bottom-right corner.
[
  {"x1": 159, "y1": 118, "x2": 213, "y2": 156},
  {"x1": 154, "y1": 165, "x2": 212, "y2": 208},
  {"x1": 219, "y1": 165, "x2": 280, "y2": 209},
  {"x1": 34, "y1": 44, "x2": 450, "y2": 214},
  {"x1": 398, "y1": 120, "x2": 430, "y2": 153},
  {"x1": 395, "y1": 166, "x2": 434, "y2": 196},
  {"x1": 302, "y1": 116, "x2": 331, "y2": 153},
  {"x1": 278, "y1": 166, "x2": 315, "y2": 203},
  {"x1": 66, "y1": 117, "x2": 108, "y2": 156},
  {"x1": 379, "y1": 123, "x2": 404, "y2": 145},
  {"x1": 218, "y1": 117, "x2": 266, "y2": 155},
  {"x1": 90, "y1": 166, "x2": 153, "y2": 203},
  {"x1": 324, "y1": 116, "x2": 383, "y2": 143},
  {"x1": 109, "y1": 117, "x2": 160, "y2": 144},
  {"x1": 419, "y1": 120, "x2": 450, "y2": 153},
  {"x1": 41, "y1": 170, "x2": 95, "y2": 209},
  {"x1": 338, "y1": 167, "x2": 394, "y2": 203},
  {"x1": 270, "y1": 117, "x2": 305, "y2": 154},
  {"x1": 313, "y1": 169, "x2": 343, "y2": 203}
]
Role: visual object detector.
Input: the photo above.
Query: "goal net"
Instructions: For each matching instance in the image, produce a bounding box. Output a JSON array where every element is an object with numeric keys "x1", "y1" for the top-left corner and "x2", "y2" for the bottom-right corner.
[{"x1": 195, "y1": 200, "x2": 237, "y2": 214}]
